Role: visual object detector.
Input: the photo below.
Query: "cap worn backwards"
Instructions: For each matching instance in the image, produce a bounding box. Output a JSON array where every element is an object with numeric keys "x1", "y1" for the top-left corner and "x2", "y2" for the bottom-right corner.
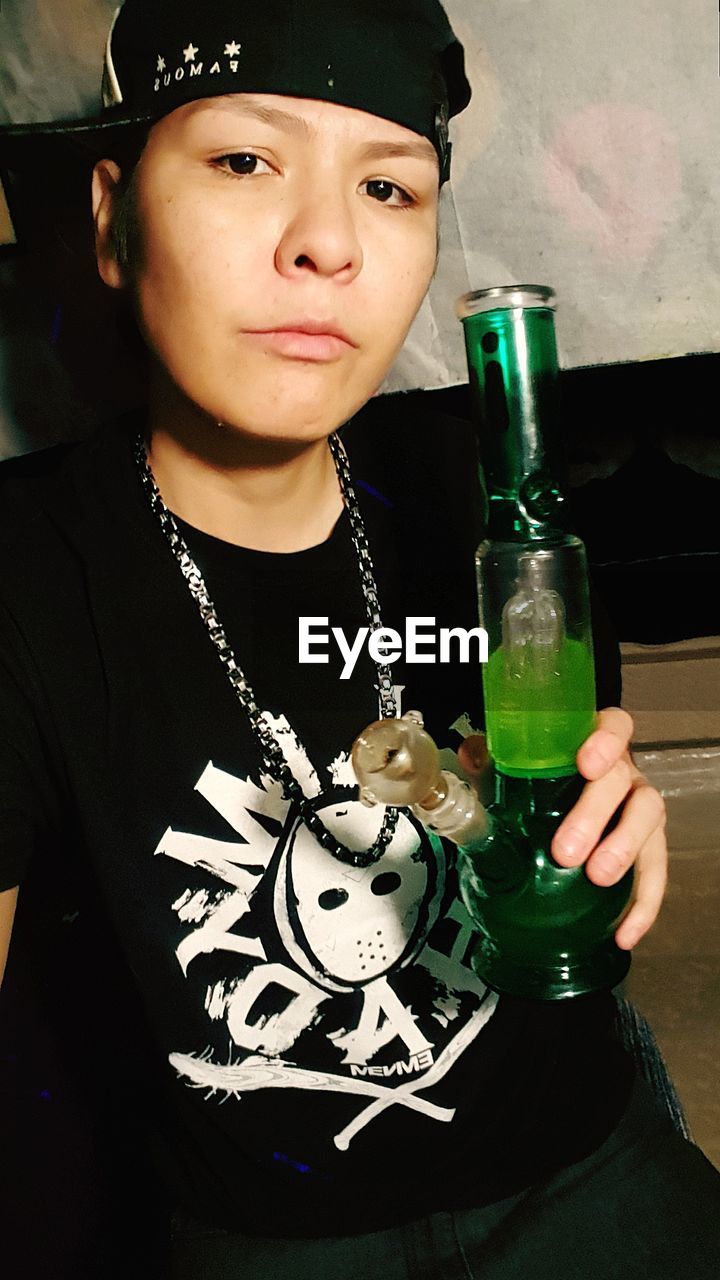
[{"x1": 0, "y1": 0, "x2": 472, "y2": 185}]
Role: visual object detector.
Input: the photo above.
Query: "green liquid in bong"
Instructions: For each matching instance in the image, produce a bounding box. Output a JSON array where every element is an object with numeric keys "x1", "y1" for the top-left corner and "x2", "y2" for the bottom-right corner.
[{"x1": 483, "y1": 635, "x2": 596, "y2": 776}]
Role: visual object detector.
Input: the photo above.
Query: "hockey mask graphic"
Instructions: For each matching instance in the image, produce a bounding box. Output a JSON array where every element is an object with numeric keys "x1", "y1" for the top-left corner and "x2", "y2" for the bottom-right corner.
[{"x1": 274, "y1": 798, "x2": 445, "y2": 988}]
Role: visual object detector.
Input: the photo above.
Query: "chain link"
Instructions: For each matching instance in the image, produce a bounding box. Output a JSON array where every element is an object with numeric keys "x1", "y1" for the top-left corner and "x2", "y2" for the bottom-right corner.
[{"x1": 132, "y1": 429, "x2": 400, "y2": 868}]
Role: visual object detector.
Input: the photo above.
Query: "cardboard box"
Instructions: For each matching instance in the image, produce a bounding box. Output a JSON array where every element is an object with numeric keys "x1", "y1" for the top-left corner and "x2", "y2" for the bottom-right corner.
[{"x1": 621, "y1": 636, "x2": 720, "y2": 747}]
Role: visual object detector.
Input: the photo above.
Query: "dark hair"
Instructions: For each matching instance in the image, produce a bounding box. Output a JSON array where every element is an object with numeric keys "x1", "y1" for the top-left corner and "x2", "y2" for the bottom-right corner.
[
  {"x1": 101, "y1": 126, "x2": 151, "y2": 360},
  {"x1": 106, "y1": 125, "x2": 151, "y2": 277},
  {"x1": 110, "y1": 164, "x2": 143, "y2": 276}
]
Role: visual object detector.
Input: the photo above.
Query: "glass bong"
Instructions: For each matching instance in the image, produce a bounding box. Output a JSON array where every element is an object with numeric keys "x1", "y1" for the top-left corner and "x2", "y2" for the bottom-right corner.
[{"x1": 352, "y1": 286, "x2": 634, "y2": 1001}]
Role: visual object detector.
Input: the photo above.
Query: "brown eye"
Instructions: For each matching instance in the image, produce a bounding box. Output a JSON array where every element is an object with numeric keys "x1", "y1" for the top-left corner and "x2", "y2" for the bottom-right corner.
[
  {"x1": 364, "y1": 179, "x2": 416, "y2": 209},
  {"x1": 214, "y1": 153, "x2": 272, "y2": 177}
]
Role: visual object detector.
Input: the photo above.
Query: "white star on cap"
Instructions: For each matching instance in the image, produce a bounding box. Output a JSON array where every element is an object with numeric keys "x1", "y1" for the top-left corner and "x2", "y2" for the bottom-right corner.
[
  {"x1": 157, "y1": 55, "x2": 166, "y2": 72},
  {"x1": 183, "y1": 43, "x2": 199, "y2": 62},
  {"x1": 224, "y1": 41, "x2": 242, "y2": 57}
]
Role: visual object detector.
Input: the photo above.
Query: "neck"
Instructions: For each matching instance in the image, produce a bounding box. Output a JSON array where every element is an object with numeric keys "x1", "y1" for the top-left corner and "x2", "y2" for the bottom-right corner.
[{"x1": 143, "y1": 373, "x2": 345, "y2": 553}]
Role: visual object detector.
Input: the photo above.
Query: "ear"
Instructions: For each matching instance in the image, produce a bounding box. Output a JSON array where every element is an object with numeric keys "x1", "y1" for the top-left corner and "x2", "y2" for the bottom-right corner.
[{"x1": 92, "y1": 158, "x2": 125, "y2": 289}]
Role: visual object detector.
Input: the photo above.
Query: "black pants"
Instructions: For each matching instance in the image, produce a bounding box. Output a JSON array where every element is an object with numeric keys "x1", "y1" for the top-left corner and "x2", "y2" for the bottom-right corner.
[{"x1": 166, "y1": 1071, "x2": 720, "y2": 1278}]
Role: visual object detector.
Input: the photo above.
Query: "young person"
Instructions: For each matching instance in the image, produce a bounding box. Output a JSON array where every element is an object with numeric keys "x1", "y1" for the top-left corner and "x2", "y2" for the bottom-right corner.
[{"x1": 0, "y1": 2, "x2": 718, "y2": 1277}]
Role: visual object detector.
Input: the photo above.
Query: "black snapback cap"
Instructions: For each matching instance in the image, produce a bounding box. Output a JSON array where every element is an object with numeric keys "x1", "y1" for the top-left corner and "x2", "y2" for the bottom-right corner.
[{"x1": 0, "y1": 0, "x2": 472, "y2": 184}]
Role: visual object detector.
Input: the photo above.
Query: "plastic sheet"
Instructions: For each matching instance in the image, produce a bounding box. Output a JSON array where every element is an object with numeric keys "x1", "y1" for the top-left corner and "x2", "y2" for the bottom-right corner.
[{"x1": 632, "y1": 747, "x2": 720, "y2": 855}]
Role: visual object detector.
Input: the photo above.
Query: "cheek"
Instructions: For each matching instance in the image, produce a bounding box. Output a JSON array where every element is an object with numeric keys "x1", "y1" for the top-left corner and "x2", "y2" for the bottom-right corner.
[
  {"x1": 138, "y1": 212, "x2": 229, "y2": 329},
  {"x1": 364, "y1": 236, "x2": 437, "y2": 353},
  {"x1": 386, "y1": 225, "x2": 437, "y2": 314}
]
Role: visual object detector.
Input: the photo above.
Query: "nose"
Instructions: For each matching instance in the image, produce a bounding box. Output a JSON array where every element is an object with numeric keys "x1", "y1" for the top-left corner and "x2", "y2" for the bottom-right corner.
[{"x1": 274, "y1": 178, "x2": 364, "y2": 282}]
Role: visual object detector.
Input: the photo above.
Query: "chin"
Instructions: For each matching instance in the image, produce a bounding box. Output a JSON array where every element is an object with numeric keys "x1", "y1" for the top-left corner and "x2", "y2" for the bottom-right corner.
[
  {"x1": 210, "y1": 384, "x2": 375, "y2": 443},
  {"x1": 209, "y1": 406, "x2": 345, "y2": 445}
]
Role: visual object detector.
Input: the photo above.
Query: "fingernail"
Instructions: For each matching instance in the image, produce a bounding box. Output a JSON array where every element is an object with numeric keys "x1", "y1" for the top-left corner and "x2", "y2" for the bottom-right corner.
[{"x1": 554, "y1": 830, "x2": 584, "y2": 860}]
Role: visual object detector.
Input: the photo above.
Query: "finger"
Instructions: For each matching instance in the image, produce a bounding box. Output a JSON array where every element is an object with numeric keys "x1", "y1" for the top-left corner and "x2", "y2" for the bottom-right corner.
[
  {"x1": 576, "y1": 707, "x2": 635, "y2": 780},
  {"x1": 584, "y1": 779, "x2": 666, "y2": 886},
  {"x1": 457, "y1": 734, "x2": 489, "y2": 777},
  {"x1": 614, "y1": 823, "x2": 668, "y2": 950},
  {"x1": 551, "y1": 754, "x2": 635, "y2": 864}
]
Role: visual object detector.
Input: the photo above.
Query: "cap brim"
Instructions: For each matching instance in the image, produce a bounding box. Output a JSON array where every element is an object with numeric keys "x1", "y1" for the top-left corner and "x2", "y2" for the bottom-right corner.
[{"x1": 0, "y1": 108, "x2": 161, "y2": 174}]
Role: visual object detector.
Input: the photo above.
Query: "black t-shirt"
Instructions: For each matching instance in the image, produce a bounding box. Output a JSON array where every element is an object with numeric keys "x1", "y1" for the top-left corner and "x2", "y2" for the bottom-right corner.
[{"x1": 0, "y1": 393, "x2": 634, "y2": 1238}]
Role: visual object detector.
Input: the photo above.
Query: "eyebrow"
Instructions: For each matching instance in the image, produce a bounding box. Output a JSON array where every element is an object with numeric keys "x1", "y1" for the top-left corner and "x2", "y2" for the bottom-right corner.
[{"x1": 205, "y1": 96, "x2": 439, "y2": 165}]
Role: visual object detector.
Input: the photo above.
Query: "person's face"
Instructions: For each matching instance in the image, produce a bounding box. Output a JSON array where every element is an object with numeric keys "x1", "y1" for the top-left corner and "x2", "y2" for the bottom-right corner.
[{"x1": 93, "y1": 92, "x2": 440, "y2": 444}]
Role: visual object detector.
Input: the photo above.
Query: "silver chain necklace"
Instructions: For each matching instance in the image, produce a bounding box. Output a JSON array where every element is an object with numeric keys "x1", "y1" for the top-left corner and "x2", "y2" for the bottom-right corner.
[{"x1": 132, "y1": 428, "x2": 400, "y2": 868}]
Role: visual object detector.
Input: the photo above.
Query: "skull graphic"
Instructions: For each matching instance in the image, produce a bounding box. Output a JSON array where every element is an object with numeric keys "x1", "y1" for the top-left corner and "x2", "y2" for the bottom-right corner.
[{"x1": 273, "y1": 796, "x2": 446, "y2": 990}]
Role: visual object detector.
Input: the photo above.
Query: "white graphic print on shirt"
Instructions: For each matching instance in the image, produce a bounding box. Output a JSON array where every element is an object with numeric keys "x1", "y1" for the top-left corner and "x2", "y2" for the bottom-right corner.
[{"x1": 155, "y1": 710, "x2": 499, "y2": 1152}]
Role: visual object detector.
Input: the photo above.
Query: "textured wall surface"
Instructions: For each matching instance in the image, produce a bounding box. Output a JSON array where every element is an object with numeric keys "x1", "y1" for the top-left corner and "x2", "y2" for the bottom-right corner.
[
  {"x1": 445, "y1": 0, "x2": 720, "y2": 374},
  {"x1": 0, "y1": 0, "x2": 718, "y2": 449},
  {"x1": 0, "y1": 0, "x2": 115, "y2": 128}
]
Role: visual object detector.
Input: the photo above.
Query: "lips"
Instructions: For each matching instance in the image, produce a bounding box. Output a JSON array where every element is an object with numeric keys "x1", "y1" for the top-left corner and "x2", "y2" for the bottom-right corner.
[
  {"x1": 249, "y1": 319, "x2": 357, "y2": 347},
  {"x1": 244, "y1": 330, "x2": 355, "y2": 361},
  {"x1": 243, "y1": 318, "x2": 358, "y2": 363}
]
